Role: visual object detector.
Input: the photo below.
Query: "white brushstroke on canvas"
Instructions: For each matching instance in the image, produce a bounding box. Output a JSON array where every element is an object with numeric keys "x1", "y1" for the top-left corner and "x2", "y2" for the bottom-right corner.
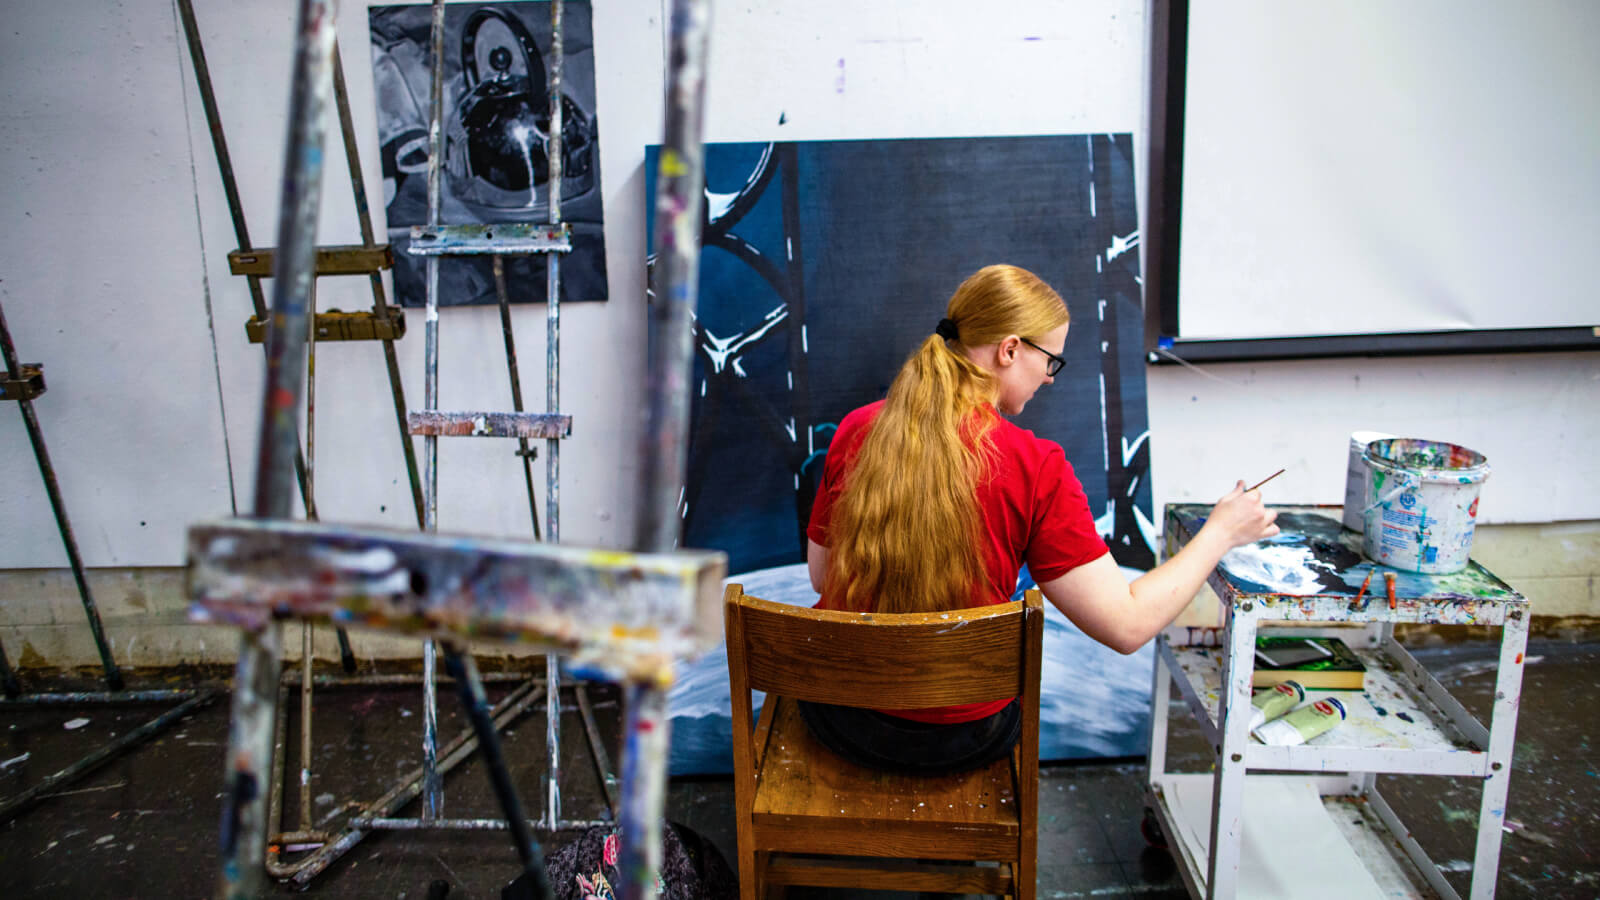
[
  {"x1": 699, "y1": 304, "x2": 787, "y2": 375},
  {"x1": 1219, "y1": 542, "x2": 1333, "y2": 594},
  {"x1": 1097, "y1": 372, "x2": 1109, "y2": 474},
  {"x1": 1123, "y1": 432, "x2": 1148, "y2": 467},
  {"x1": 705, "y1": 189, "x2": 738, "y2": 222},
  {"x1": 1135, "y1": 505, "x2": 1158, "y2": 554},
  {"x1": 510, "y1": 123, "x2": 538, "y2": 208},
  {"x1": 1106, "y1": 229, "x2": 1139, "y2": 263}
]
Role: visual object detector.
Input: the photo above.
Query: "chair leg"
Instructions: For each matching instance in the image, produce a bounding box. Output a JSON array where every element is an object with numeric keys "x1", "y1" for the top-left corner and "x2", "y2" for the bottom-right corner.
[
  {"x1": 1016, "y1": 852, "x2": 1035, "y2": 900},
  {"x1": 738, "y1": 844, "x2": 759, "y2": 900},
  {"x1": 755, "y1": 850, "x2": 775, "y2": 899}
]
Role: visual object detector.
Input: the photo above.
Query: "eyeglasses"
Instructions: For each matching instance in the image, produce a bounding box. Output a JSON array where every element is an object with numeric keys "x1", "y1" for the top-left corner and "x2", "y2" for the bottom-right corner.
[{"x1": 1019, "y1": 338, "x2": 1066, "y2": 377}]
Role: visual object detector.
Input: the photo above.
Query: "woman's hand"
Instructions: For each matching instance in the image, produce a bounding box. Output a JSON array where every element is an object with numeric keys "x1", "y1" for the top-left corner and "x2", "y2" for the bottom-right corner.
[
  {"x1": 1201, "y1": 481, "x2": 1280, "y2": 550},
  {"x1": 1041, "y1": 480, "x2": 1279, "y2": 654}
]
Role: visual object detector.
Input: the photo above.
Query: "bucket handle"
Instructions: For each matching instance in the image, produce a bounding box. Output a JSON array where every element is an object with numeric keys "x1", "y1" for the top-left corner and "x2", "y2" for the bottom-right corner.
[{"x1": 1363, "y1": 473, "x2": 1419, "y2": 513}]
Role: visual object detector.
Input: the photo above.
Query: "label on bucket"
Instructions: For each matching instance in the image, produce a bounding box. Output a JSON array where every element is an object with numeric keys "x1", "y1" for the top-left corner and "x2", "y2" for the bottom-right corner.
[
  {"x1": 1362, "y1": 438, "x2": 1488, "y2": 574},
  {"x1": 1379, "y1": 507, "x2": 1430, "y2": 556}
]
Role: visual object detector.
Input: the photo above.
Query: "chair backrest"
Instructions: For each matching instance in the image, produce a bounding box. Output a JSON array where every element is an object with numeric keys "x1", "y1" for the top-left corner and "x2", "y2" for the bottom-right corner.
[{"x1": 724, "y1": 583, "x2": 1043, "y2": 711}]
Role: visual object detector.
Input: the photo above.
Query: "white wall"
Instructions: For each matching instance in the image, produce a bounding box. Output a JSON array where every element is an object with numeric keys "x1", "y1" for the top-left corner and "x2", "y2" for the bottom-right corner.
[
  {"x1": 0, "y1": 1, "x2": 235, "y2": 569},
  {"x1": 0, "y1": 0, "x2": 1591, "y2": 575}
]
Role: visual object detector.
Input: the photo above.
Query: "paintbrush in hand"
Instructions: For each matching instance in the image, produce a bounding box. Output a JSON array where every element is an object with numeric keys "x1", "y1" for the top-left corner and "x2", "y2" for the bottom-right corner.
[{"x1": 1245, "y1": 468, "x2": 1285, "y2": 493}]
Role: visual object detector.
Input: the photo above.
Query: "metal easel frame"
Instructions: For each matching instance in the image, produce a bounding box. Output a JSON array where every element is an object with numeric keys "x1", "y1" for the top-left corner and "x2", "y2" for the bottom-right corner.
[
  {"x1": 177, "y1": 0, "x2": 426, "y2": 536},
  {"x1": 0, "y1": 301, "x2": 123, "y2": 695},
  {"x1": 177, "y1": 1, "x2": 617, "y2": 881},
  {"x1": 200, "y1": 0, "x2": 715, "y2": 895},
  {"x1": 0, "y1": 300, "x2": 216, "y2": 824},
  {"x1": 400, "y1": 0, "x2": 592, "y2": 839}
]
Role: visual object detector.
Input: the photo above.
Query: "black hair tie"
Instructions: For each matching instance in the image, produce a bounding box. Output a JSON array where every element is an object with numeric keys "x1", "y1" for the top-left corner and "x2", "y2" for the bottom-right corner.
[{"x1": 934, "y1": 318, "x2": 959, "y2": 341}]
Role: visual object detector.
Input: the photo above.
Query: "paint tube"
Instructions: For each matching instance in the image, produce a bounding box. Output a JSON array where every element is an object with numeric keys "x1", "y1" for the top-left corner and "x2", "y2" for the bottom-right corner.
[
  {"x1": 1247, "y1": 680, "x2": 1305, "y2": 731},
  {"x1": 1252, "y1": 697, "x2": 1346, "y2": 746}
]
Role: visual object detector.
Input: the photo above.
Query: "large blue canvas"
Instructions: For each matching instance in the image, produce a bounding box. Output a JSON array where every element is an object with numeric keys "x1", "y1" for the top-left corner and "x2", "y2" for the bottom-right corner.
[{"x1": 645, "y1": 135, "x2": 1155, "y2": 773}]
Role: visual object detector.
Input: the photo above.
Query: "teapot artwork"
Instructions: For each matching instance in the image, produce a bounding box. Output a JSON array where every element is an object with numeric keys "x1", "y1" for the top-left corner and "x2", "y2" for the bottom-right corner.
[
  {"x1": 446, "y1": 7, "x2": 597, "y2": 212},
  {"x1": 369, "y1": 1, "x2": 609, "y2": 309}
]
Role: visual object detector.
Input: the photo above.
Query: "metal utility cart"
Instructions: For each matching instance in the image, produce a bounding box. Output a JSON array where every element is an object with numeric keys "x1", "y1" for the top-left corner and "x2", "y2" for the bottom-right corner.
[{"x1": 1146, "y1": 505, "x2": 1528, "y2": 899}]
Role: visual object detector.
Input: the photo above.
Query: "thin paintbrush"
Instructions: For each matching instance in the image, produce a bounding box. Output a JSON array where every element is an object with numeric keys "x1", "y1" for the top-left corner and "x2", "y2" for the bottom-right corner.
[{"x1": 1246, "y1": 468, "x2": 1286, "y2": 493}]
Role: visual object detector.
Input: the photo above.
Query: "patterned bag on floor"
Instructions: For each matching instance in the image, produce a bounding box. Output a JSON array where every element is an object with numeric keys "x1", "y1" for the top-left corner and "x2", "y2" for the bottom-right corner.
[{"x1": 544, "y1": 821, "x2": 737, "y2": 900}]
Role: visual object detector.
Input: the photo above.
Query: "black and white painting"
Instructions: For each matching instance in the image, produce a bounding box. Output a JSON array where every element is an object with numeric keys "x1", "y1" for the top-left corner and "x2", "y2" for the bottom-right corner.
[{"x1": 369, "y1": 1, "x2": 607, "y2": 306}]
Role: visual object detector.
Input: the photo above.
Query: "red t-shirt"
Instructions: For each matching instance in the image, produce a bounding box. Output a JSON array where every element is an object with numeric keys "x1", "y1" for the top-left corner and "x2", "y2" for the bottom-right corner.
[{"x1": 806, "y1": 400, "x2": 1109, "y2": 723}]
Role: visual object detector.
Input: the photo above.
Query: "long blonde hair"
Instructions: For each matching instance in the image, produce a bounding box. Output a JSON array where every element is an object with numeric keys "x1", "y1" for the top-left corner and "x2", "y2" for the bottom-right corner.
[{"x1": 825, "y1": 265, "x2": 1070, "y2": 613}]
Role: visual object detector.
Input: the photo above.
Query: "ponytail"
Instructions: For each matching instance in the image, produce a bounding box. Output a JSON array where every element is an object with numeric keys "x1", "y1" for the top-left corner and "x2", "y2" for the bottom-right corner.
[
  {"x1": 825, "y1": 265, "x2": 1070, "y2": 614},
  {"x1": 825, "y1": 336, "x2": 997, "y2": 613}
]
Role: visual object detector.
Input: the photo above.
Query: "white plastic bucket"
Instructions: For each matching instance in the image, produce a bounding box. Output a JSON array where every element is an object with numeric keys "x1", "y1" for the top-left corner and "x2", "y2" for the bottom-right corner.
[
  {"x1": 1361, "y1": 438, "x2": 1490, "y2": 574},
  {"x1": 1342, "y1": 431, "x2": 1394, "y2": 532}
]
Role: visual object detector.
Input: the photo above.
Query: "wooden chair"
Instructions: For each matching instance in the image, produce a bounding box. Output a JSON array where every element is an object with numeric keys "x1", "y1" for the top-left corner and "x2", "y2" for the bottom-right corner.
[{"x1": 725, "y1": 583, "x2": 1043, "y2": 899}]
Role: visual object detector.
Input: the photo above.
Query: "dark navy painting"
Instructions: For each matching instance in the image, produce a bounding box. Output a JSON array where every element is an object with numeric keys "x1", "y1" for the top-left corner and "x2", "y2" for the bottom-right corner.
[{"x1": 646, "y1": 135, "x2": 1157, "y2": 772}]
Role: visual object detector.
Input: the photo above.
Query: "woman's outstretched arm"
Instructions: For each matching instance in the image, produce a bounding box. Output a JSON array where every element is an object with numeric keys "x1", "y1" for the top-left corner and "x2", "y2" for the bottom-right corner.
[{"x1": 1037, "y1": 482, "x2": 1279, "y2": 654}]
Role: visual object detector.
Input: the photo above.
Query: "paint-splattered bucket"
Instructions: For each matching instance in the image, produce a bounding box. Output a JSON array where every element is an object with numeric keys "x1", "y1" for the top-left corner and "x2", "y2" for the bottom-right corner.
[{"x1": 1361, "y1": 438, "x2": 1490, "y2": 574}]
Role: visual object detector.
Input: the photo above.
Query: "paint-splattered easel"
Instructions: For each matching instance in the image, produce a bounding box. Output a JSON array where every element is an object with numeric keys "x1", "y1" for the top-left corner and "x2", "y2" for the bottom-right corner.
[
  {"x1": 190, "y1": 0, "x2": 718, "y2": 897},
  {"x1": 0, "y1": 301, "x2": 217, "y2": 824},
  {"x1": 177, "y1": 0, "x2": 626, "y2": 884}
]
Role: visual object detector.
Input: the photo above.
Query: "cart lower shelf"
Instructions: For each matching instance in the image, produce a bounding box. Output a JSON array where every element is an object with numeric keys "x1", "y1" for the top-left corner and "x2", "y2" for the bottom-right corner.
[{"x1": 1147, "y1": 773, "x2": 1446, "y2": 899}]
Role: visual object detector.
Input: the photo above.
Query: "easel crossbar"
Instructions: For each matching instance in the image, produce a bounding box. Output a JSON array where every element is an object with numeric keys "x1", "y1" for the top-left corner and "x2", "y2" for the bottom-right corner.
[
  {"x1": 228, "y1": 245, "x2": 393, "y2": 277},
  {"x1": 407, "y1": 410, "x2": 571, "y2": 439},
  {"x1": 187, "y1": 519, "x2": 725, "y2": 679},
  {"x1": 407, "y1": 223, "x2": 572, "y2": 256},
  {"x1": 0, "y1": 363, "x2": 46, "y2": 401},
  {"x1": 245, "y1": 308, "x2": 405, "y2": 344}
]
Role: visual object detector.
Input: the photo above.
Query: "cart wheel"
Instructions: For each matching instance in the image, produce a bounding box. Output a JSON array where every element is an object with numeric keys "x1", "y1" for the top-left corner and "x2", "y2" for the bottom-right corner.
[{"x1": 1140, "y1": 808, "x2": 1168, "y2": 849}]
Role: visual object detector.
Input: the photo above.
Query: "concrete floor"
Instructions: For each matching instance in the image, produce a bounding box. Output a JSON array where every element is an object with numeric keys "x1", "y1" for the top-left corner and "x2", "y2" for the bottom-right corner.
[{"x1": 1, "y1": 639, "x2": 1595, "y2": 898}]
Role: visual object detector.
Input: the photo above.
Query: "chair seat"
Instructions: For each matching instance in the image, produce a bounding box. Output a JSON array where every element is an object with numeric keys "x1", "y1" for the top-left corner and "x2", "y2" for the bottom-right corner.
[{"x1": 751, "y1": 697, "x2": 1020, "y2": 860}]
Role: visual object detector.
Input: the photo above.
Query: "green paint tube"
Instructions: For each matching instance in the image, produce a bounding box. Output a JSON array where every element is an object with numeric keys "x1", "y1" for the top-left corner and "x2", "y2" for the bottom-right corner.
[
  {"x1": 1252, "y1": 697, "x2": 1347, "y2": 746},
  {"x1": 1248, "y1": 680, "x2": 1305, "y2": 731}
]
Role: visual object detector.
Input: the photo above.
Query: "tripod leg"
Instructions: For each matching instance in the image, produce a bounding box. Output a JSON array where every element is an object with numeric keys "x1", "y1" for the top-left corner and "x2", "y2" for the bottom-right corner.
[
  {"x1": 0, "y1": 302, "x2": 123, "y2": 691},
  {"x1": 439, "y1": 645, "x2": 553, "y2": 900}
]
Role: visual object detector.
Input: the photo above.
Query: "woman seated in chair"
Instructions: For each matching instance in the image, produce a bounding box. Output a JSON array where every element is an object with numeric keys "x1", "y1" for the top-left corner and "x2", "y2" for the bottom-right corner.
[{"x1": 803, "y1": 263, "x2": 1279, "y2": 775}]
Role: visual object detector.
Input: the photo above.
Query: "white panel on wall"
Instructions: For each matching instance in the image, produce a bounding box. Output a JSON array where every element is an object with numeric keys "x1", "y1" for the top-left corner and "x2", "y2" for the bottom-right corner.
[
  {"x1": 1178, "y1": 0, "x2": 1600, "y2": 339},
  {"x1": 700, "y1": 0, "x2": 1146, "y2": 142},
  {"x1": 0, "y1": 1, "x2": 234, "y2": 568}
]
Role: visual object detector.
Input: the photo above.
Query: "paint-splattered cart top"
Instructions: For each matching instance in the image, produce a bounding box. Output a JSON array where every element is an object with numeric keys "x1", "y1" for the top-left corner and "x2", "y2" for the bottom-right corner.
[{"x1": 1164, "y1": 505, "x2": 1527, "y2": 627}]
